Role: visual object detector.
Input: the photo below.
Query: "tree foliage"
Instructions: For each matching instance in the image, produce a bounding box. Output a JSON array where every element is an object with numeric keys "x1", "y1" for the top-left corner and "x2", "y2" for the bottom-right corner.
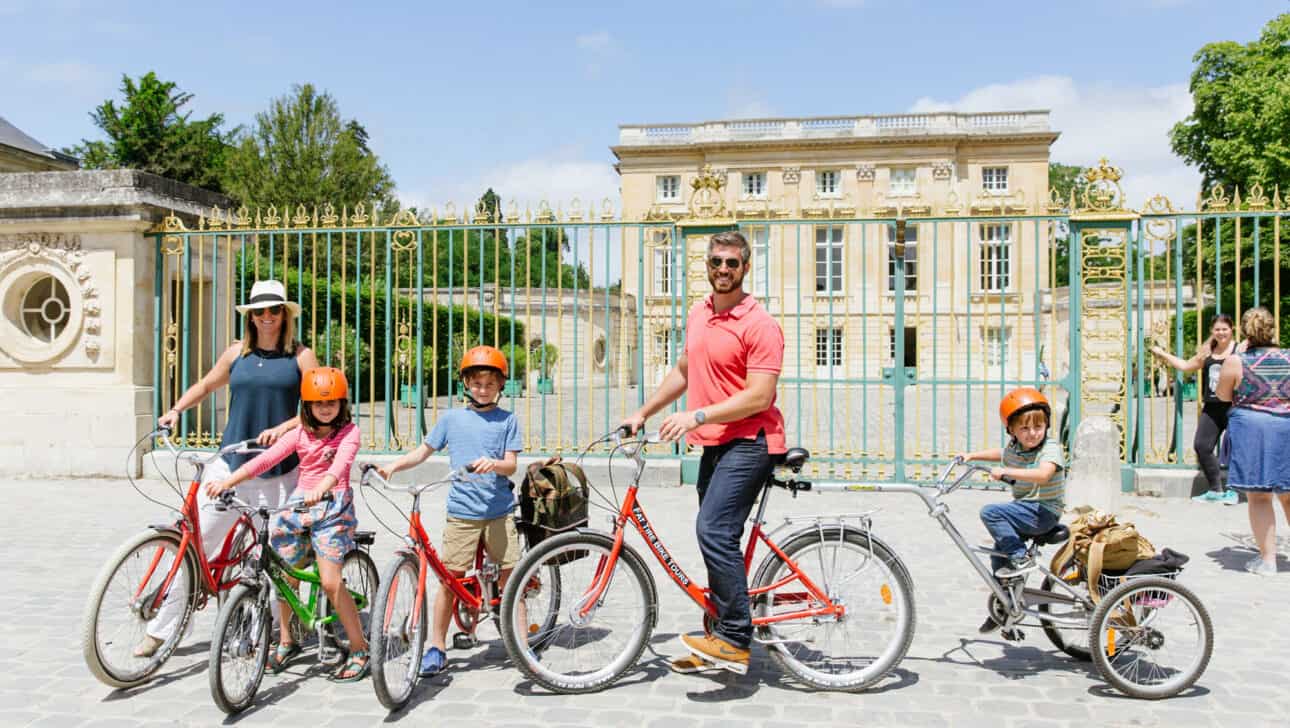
[
  {"x1": 69, "y1": 72, "x2": 234, "y2": 192},
  {"x1": 223, "y1": 84, "x2": 396, "y2": 213},
  {"x1": 1170, "y1": 13, "x2": 1290, "y2": 193}
]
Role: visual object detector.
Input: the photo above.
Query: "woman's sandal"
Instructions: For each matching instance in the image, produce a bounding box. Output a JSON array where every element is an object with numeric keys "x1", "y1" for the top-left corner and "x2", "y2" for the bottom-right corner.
[
  {"x1": 269, "y1": 642, "x2": 301, "y2": 674},
  {"x1": 331, "y1": 649, "x2": 370, "y2": 683}
]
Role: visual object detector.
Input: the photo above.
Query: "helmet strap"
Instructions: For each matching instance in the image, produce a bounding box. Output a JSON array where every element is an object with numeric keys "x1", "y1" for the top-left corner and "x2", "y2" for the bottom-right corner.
[{"x1": 462, "y1": 390, "x2": 498, "y2": 409}]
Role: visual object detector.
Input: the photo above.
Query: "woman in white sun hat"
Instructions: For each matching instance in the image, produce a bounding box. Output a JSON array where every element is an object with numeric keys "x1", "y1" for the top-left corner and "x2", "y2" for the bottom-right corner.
[{"x1": 138, "y1": 280, "x2": 320, "y2": 656}]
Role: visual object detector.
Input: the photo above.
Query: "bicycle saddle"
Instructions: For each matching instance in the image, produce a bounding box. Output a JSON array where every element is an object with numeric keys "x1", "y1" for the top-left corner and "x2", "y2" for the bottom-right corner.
[
  {"x1": 783, "y1": 447, "x2": 810, "y2": 471},
  {"x1": 1028, "y1": 523, "x2": 1070, "y2": 546}
]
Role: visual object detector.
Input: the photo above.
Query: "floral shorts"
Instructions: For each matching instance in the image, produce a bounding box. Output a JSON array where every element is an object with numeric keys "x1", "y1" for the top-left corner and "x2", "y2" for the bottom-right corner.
[{"x1": 269, "y1": 488, "x2": 357, "y2": 567}]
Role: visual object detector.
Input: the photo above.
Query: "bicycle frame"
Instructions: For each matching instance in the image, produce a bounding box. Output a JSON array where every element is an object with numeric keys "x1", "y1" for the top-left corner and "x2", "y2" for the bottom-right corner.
[
  {"x1": 134, "y1": 443, "x2": 257, "y2": 616},
  {"x1": 577, "y1": 436, "x2": 841, "y2": 627},
  {"x1": 369, "y1": 473, "x2": 493, "y2": 640},
  {"x1": 810, "y1": 462, "x2": 1094, "y2": 629}
]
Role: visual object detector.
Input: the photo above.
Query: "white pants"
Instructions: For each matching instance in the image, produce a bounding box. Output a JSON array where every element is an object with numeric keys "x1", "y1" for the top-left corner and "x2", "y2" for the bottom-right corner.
[{"x1": 146, "y1": 458, "x2": 297, "y2": 639}]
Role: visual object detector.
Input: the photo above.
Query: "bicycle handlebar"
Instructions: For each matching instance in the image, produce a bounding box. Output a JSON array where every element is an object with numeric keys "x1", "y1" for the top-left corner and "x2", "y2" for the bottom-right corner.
[
  {"x1": 358, "y1": 462, "x2": 475, "y2": 496},
  {"x1": 152, "y1": 426, "x2": 264, "y2": 465},
  {"x1": 216, "y1": 490, "x2": 331, "y2": 514}
]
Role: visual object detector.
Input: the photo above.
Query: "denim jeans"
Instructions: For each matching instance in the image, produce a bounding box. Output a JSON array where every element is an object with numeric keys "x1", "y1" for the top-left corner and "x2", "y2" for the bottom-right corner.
[
  {"x1": 980, "y1": 500, "x2": 1059, "y2": 573},
  {"x1": 695, "y1": 431, "x2": 773, "y2": 649}
]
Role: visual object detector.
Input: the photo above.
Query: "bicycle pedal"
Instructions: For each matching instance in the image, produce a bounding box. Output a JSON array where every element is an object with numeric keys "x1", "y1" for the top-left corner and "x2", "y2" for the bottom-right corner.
[
  {"x1": 452, "y1": 632, "x2": 478, "y2": 650},
  {"x1": 1000, "y1": 628, "x2": 1026, "y2": 642}
]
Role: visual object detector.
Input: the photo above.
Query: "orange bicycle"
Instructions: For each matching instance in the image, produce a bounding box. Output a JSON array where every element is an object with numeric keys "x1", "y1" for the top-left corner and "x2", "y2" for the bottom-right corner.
[
  {"x1": 358, "y1": 464, "x2": 560, "y2": 711},
  {"x1": 82, "y1": 428, "x2": 262, "y2": 688},
  {"x1": 497, "y1": 428, "x2": 916, "y2": 693}
]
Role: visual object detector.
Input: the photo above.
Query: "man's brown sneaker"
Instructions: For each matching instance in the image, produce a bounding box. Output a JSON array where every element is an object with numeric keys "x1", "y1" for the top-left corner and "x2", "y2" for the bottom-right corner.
[
  {"x1": 680, "y1": 633, "x2": 750, "y2": 675},
  {"x1": 669, "y1": 653, "x2": 720, "y2": 674}
]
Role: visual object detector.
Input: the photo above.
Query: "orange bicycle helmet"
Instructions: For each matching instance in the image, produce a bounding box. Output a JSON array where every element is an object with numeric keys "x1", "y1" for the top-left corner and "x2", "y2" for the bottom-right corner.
[
  {"x1": 301, "y1": 367, "x2": 349, "y2": 401},
  {"x1": 459, "y1": 345, "x2": 508, "y2": 379},
  {"x1": 999, "y1": 386, "x2": 1050, "y2": 426}
]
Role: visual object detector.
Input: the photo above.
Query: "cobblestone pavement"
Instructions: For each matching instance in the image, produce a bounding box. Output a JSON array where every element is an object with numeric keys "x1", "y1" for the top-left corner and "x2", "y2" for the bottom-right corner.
[{"x1": 4, "y1": 476, "x2": 1288, "y2": 728}]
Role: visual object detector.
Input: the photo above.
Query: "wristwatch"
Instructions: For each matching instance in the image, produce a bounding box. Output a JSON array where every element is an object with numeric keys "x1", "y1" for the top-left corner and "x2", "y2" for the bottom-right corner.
[{"x1": 694, "y1": 410, "x2": 706, "y2": 425}]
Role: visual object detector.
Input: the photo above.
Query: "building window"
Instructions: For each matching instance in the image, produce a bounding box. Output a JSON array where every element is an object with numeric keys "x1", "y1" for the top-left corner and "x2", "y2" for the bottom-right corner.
[
  {"x1": 886, "y1": 223, "x2": 919, "y2": 292},
  {"x1": 653, "y1": 247, "x2": 678, "y2": 295},
  {"x1": 816, "y1": 327, "x2": 843, "y2": 369},
  {"x1": 742, "y1": 171, "x2": 767, "y2": 199},
  {"x1": 816, "y1": 169, "x2": 840, "y2": 197},
  {"x1": 814, "y1": 225, "x2": 844, "y2": 293},
  {"x1": 656, "y1": 175, "x2": 681, "y2": 202},
  {"x1": 888, "y1": 326, "x2": 918, "y2": 368},
  {"x1": 982, "y1": 166, "x2": 1008, "y2": 194},
  {"x1": 889, "y1": 167, "x2": 916, "y2": 196},
  {"x1": 654, "y1": 327, "x2": 683, "y2": 366},
  {"x1": 979, "y1": 224, "x2": 1012, "y2": 292},
  {"x1": 742, "y1": 226, "x2": 770, "y2": 296},
  {"x1": 18, "y1": 275, "x2": 71, "y2": 343},
  {"x1": 984, "y1": 326, "x2": 1011, "y2": 367}
]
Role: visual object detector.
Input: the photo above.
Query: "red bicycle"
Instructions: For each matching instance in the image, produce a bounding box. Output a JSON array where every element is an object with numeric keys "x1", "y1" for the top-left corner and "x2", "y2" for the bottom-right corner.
[
  {"x1": 359, "y1": 464, "x2": 560, "y2": 712},
  {"x1": 497, "y1": 428, "x2": 916, "y2": 693},
  {"x1": 82, "y1": 428, "x2": 262, "y2": 688}
]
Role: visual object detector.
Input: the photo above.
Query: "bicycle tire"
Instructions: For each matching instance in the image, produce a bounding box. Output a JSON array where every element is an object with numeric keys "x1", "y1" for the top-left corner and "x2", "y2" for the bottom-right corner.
[
  {"x1": 81, "y1": 529, "x2": 196, "y2": 688},
  {"x1": 371, "y1": 553, "x2": 424, "y2": 712},
  {"x1": 1038, "y1": 555, "x2": 1093, "y2": 661},
  {"x1": 208, "y1": 582, "x2": 271, "y2": 714},
  {"x1": 499, "y1": 531, "x2": 656, "y2": 694},
  {"x1": 1088, "y1": 576, "x2": 1213, "y2": 699},
  {"x1": 753, "y1": 527, "x2": 915, "y2": 691}
]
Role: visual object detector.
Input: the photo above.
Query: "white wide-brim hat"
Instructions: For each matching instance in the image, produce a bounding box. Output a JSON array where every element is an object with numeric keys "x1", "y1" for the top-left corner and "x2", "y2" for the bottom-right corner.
[{"x1": 235, "y1": 280, "x2": 302, "y2": 317}]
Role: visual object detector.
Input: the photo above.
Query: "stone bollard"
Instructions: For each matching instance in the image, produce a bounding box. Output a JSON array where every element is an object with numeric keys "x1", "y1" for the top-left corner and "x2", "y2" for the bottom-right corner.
[{"x1": 1064, "y1": 415, "x2": 1121, "y2": 515}]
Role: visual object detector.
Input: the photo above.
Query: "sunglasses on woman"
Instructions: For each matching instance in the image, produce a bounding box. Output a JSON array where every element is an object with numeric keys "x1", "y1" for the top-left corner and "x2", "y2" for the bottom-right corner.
[{"x1": 251, "y1": 305, "x2": 284, "y2": 317}]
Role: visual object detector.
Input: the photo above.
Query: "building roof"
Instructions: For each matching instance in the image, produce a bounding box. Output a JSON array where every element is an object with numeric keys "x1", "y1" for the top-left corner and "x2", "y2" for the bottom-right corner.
[
  {"x1": 0, "y1": 115, "x2": 79, "y2": 166},
  {"x1": 613, "y1": 110, "x2": 1057, "y2": 156}
]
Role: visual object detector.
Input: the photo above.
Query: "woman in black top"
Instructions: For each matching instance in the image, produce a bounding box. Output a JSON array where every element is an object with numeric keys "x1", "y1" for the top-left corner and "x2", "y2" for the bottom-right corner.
[{"x1": 1150, "y1": 314, "x2": 1237, "y2": 504}]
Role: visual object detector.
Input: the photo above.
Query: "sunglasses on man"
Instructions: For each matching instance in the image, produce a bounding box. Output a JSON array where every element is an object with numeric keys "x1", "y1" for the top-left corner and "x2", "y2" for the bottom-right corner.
[{"x1": 707, "y1": 256, "x2": 744, "y2": 270}]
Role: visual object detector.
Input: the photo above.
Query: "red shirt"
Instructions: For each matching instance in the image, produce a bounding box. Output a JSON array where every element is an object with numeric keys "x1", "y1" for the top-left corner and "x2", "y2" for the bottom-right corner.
[{"x1": 684, "y1": 293, "x2": 786, "y2": 453}]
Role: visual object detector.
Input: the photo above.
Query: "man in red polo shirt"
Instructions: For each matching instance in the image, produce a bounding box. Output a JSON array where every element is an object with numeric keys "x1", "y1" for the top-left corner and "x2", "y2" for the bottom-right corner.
[{"x1": 622, "y1": 230, "x2": 786, "y2": 675}]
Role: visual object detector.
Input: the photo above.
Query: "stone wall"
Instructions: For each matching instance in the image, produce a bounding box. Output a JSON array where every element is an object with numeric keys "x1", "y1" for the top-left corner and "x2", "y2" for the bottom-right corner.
[{"x1": 0, "y1": 170, "x2": 228, "y2": 476}]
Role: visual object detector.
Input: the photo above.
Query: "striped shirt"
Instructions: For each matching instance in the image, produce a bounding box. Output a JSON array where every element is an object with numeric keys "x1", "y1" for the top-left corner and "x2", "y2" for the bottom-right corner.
[{"x1": 1003, "y1": 438, "x2": 1066, "y2": 516}]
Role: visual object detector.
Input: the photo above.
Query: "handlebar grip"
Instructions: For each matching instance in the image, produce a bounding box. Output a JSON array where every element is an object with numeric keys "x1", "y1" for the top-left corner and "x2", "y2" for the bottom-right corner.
[
  {"x1": 360, "y1": 463, "x2": 377, "y2": 475},
  {"x1": 1001, "y1": 476, "x2": 1018, "y2": 486},
  {"x1": 615, "y1": 424, "x2": 634, "y2": 438},
  {"x1": 464, "y1": 463, "x2": 477, "y2": 473}
]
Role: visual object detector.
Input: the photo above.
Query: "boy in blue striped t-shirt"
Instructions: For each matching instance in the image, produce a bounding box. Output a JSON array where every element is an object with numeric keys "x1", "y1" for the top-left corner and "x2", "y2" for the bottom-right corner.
[{"x1": 961, "y1": 387, "x2": 1065, "y2": 632}]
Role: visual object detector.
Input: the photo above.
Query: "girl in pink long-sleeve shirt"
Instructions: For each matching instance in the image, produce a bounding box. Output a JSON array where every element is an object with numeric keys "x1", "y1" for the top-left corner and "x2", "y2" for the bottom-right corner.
[{"x1": 206, "y1": 367, "x2": 371, "y2": 682}]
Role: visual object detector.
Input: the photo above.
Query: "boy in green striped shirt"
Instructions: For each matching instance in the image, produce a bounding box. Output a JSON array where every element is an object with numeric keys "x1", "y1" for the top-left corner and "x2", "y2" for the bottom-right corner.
[{"x1": 961, "y1": 387, "x2": 1065, "y2": 632}]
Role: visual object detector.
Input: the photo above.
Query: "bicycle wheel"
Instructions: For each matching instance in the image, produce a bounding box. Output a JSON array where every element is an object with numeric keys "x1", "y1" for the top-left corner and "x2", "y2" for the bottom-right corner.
[
  {"x1": 208, "y1": 582, "x2": 271, "y2": 714},
  {"x1": 752, "y1": 527, "x2": 915, "y2": 691},
  {"x1": 319, "y1": 549, "x2": 380, "y2": 654},
  {"x1": 371, "y1": 553, "x2": 424, "y2": 712},
  {"x1": 499, "y1": 531, "x2": 656, "y2": 694},
  {"x1": 81, "y1": 530, "x2": 196, "y2": 688},
  {"x1": 1089, "y1": 577, "x2": 1213, "y2": 699},
  {"x1": 513, "y1": 533, "x2": 562, "y2": 650},
  {"x1": 1038, "y1": 556, "x2": 1094, "y2": 661}
]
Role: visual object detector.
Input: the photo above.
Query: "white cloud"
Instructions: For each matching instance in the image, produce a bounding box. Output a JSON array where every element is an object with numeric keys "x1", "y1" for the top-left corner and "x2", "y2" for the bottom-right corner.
[
  {"x1": 575, "y1": 31, "x2": 612, "y2": 52},
  {"x1": 910, "y1": 75, "x2": 1201, "y2": 209},
  {"x1": 726, "y1": 87, "x2": 775, "y2": 119},
  {"x1": 416, "y1": 155, "x2": 620, "y2": 218}
]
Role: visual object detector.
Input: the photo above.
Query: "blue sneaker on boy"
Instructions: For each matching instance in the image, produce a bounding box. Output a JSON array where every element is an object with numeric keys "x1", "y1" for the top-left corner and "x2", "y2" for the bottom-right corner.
[{"x1": 419, "y1": 646, "x2": 446, "y2": 677}]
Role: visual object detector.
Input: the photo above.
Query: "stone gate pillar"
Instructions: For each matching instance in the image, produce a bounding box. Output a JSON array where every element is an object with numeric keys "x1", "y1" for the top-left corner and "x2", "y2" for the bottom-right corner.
[{"x1": 0, "y1": 170, "x2": 228, "y2": 476}]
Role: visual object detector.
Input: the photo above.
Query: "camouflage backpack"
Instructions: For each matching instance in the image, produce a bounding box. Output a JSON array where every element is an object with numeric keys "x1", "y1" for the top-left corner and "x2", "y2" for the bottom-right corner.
[{"x1": 518, "y1": 459, "x2": 590, "y2": 548}]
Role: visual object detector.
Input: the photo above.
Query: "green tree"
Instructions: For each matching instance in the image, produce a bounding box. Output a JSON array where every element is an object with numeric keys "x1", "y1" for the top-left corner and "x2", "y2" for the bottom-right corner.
[
  {"x1": 223, "y1": 83, "x2": 396, "y2": 213},
  {"x1": 69, "y1": 72, "x2": 234, "y2": 192},
  {"x1": 1170, "y1": 13, "x2": 1290, "y2": 192},
  {"x1": 1047, "y1": 162, "x2": 1085, "y2": 285}
]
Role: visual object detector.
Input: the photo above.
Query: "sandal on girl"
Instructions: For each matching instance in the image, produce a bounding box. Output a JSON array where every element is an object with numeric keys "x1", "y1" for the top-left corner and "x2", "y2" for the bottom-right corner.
[
  {"x1": 331, "y1": 649, "x2": 370, "y2": 683},
  {"x1": 269, "y1": 642, "x2": 301, "y2": 674}
]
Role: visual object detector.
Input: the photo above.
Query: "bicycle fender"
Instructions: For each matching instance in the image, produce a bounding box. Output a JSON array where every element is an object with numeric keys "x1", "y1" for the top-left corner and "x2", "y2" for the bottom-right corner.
[{"x1": 753, "y1": 524, "x2": 907, "y2": 589}]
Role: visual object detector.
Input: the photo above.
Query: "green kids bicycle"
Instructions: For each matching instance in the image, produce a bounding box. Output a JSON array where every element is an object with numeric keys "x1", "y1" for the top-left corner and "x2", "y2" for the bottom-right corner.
[{"x1": 207, "y1": 492, "x2": 378, "y2": 714}]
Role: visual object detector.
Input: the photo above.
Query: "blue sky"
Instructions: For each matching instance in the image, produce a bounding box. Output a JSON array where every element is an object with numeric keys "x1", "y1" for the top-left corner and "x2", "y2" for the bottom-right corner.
[{"x1": 1, "y1": 0, "x2": 1285, "y2": 212}]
